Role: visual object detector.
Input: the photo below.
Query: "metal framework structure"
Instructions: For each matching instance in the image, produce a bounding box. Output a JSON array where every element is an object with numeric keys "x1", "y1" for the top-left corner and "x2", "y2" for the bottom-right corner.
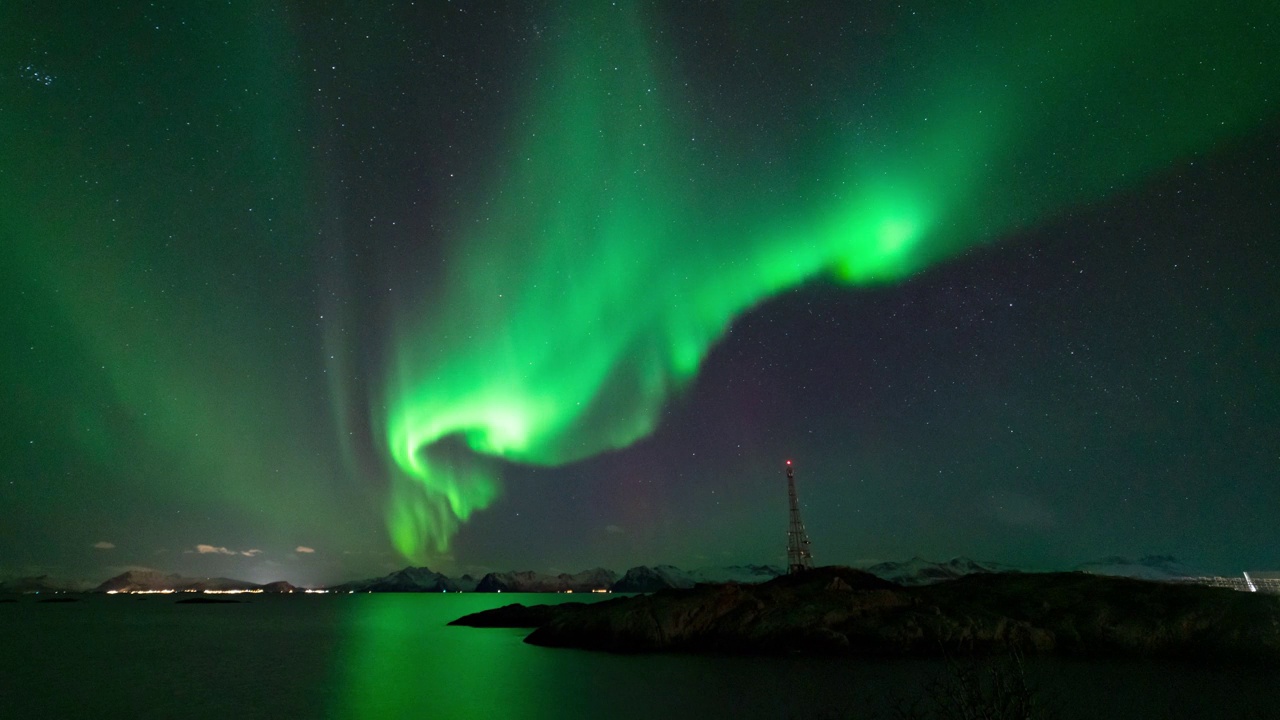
[{"x1": 785, "y1": 460, "x2": 814, "y2": 574}]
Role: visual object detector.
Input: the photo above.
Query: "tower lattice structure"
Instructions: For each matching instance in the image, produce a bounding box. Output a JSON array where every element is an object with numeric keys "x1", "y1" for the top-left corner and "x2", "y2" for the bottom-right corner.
[{"x1": 785, "y1": 460, "x2": 814, "y2": 574}]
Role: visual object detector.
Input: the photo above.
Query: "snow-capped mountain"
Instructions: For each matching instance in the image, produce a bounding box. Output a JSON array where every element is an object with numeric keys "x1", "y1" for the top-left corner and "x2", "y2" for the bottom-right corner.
[
  {"x1": 863, "y1": 557, "x2": 1011, "y2": 586},
  {"x1": 612, "y1": 565, "x2": 697, "y2": 592},
  {"x1": 475, "y1": 567, "x2": 617, "y2": 593},
  {"x1": 333, "y1": 566, "x2": 461, "y2": 592},
  {"x1": 611, "y1": 564, "x2": 785, "y2": 592},
  {"x1": 687, "y1": 564, "x2": 785, "y2": 584}
]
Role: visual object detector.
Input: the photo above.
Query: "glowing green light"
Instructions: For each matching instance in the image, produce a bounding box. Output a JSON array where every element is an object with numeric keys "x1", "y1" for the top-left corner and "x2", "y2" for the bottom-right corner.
[
  {"x1": 877, "y1": 220, "x2": 918, "y2": 257},
  {"x1": 381, "y1": 1, "x2": 1278, "y2": 561}
]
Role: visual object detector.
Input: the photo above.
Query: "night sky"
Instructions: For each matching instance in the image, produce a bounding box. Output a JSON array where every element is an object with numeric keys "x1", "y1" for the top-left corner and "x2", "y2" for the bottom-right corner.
[{"x1": 2, "y1": 1, "x2": 1277, "y2": 587}]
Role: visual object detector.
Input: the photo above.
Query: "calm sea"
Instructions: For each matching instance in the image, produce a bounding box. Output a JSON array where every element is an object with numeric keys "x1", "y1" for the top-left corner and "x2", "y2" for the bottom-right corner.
[{"x1": 2, "y1": 593, "x2": 1276, "y2": 719}]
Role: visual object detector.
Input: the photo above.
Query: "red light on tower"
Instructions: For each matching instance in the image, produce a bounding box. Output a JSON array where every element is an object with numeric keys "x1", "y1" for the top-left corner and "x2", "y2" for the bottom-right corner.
[{"x1": 786, "y1": 460, "x2": 792, "y2": 465}]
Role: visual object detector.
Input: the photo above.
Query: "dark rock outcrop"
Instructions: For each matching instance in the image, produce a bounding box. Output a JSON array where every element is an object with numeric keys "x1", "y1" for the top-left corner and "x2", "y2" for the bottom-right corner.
[
  {"x1": 450, "y1": 602, "x2": 586, "y2": 628},
  {"x1": 456, "y1": 567, "x2": 1280, "y2": 661}
]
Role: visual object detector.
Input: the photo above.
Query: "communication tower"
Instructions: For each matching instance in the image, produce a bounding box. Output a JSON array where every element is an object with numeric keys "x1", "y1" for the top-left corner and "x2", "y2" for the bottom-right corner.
[{"x1": 785, "y1": 460, "x2": 814, "y2": 574}]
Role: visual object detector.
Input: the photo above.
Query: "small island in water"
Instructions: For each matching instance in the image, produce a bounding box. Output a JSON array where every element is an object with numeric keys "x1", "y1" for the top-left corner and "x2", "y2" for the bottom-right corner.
[{"x1": 452, "y1": 566, "x2": 1280, "y2": 661}]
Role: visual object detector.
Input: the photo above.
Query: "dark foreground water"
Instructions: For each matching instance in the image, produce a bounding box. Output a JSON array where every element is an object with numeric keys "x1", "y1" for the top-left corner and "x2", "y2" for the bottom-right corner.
[{"x1": 2, "y1": 593, "x2": 1277, "y2": 719}]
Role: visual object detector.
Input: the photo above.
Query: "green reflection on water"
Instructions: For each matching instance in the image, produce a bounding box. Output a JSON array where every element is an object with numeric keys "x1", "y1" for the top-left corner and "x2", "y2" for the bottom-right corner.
[{"x1": 334, "y1": 594, "x2": 594, "y2": 718}]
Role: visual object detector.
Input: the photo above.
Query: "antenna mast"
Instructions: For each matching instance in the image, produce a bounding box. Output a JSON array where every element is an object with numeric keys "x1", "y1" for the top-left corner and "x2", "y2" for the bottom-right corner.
[{"x1": 785, "y1": 460, "x2": 814, "y2": 574}]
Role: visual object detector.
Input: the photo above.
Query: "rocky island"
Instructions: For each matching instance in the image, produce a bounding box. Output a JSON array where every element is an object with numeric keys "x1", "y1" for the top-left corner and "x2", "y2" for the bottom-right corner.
[{"x1": 452, "y1": 566, "x2": 1280, "y2": 661}]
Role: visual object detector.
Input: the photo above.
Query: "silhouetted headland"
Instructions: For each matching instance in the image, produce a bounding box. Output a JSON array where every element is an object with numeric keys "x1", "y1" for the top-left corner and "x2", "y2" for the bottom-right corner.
[{"x1": 451, "y1": 566, "x2": 1280, "y2": 661}]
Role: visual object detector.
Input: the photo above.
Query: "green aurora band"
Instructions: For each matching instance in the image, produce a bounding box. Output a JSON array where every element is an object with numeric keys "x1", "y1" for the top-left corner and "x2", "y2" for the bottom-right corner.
[{"x1": 382, "y1": 2, "x2": 1277, "y2": 561}]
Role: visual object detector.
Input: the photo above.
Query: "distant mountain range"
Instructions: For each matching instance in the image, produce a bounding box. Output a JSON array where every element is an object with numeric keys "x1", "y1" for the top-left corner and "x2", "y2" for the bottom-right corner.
[
  {"x1": 94, "y1": 569, "x2": 296, "y2": 594},
  {"x1": 612, "y1": 564, "x2": 785, "y2": 592},
  {"x1": 331, "y1": 566, "x2": 476, "y2": 593},
  {"x1": 861, "y1": 557, "x2": 1016, "y2": 586},
  {"x1": 1071, "y1": 554, "x2": 1203, "y2": 581},
  {"x1": 0, "y1": 554, "x2": 1245, "y2": 595},
  {"x1": 333, "y1": 566, "x2": 620, "y2": 593},
  {"x1": 477, "y1": 568, "x2": 618, "y2": 593},
  {"x1": 332, "y1": 558, "x2": 1004, "y2": 593}
]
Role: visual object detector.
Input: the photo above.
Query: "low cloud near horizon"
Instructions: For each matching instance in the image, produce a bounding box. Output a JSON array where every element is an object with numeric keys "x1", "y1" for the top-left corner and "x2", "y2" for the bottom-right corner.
[
  {"x1": 295, "y1": 546, "x2": 315, "y2": 553},
  {"x1": 93, "y1": 541, "x2": 115, "y2": 550},
  {"x1": 194, "y1": 544, "x2": 262, "y2": 557}
]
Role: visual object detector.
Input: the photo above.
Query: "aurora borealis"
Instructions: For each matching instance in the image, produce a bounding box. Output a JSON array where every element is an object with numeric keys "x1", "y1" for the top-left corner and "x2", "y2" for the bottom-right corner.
[{"x1": 2, "y1": 2, "x2": 1278, "y2": 584}]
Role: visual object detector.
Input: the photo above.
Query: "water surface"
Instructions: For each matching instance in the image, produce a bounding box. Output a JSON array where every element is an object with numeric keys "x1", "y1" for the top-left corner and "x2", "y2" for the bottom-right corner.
[{"x1": 2, "y1": 593, "x2": 1275, "y2": 718}]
